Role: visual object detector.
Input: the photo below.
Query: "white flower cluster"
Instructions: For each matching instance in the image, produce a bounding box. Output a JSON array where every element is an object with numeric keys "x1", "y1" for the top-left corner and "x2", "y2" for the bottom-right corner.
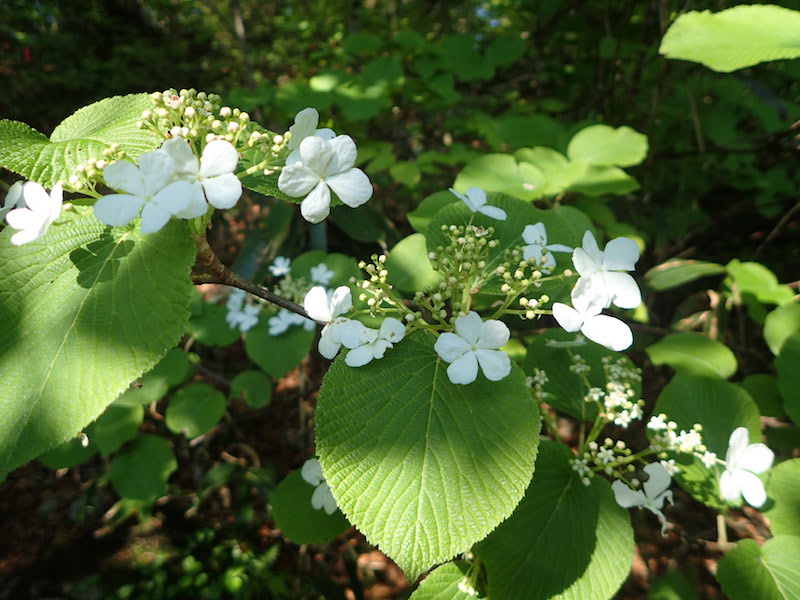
[
  {"x1": 553, "y1": 231, "x2": 641, "y2": 351},
  {"x1": 264, "y1": 259, "x2": 337, "y2": 337},
  {"x1": 225, "y1": 288, "x2": 262, "y2": 332},
  {"x1": 94, "y1": 137, "x2": 242, "y2": 233},
  {"x1": 302, "y1": 285, "x2": 406, "y2": 368},
  {"x1": 583, "y1": 357, "x2": 645, "y2": 429},
  {"x1": 572, "y1": 438, "x2": 634, "y2": 485}
]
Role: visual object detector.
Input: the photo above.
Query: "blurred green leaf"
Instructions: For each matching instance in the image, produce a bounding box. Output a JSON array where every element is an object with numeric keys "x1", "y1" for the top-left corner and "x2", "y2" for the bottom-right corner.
[
  {"x1": 764, "y1": 459, "x2": 800, "y2": 537},
  {"x1": 386, "y1": 233, "x2": 442, "y2": 294},
  {"x1": 646, "y1": 333, "x2": 737, "y2": 379},
  {"x1": 716, "y1": 536, "x2": 800, "y2": 600},
  {"x1": 110, "y1": 435, "x2": 177, "y2": 502},
  {"x1": 644, "y1": 258, "x2": 725, "y2": 291},
  {"x1": 231, "y1": 370, "x2": 273, "y2": 409},
  {"x1": 166, "y1": 383, "x2": 227, "y2": 438}
]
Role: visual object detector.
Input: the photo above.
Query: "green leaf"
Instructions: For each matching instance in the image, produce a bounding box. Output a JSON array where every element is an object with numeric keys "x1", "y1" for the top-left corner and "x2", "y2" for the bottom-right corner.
[
  {"x1": 166, "y1": 383, "x2": 227, "y2": 438},
  {"x1": 390, "y1": 161, "x2": 422, "y2": 188},
  {"x1": 38, "y1": 436, "x2": 97, "y2": 469},
  {"x1": 764, "y1": 459, "x2": 800, "y2": 537},
  {"x1": 315, "y1": 332, "x2": 540, "y2": 579},
  {"x1": 270, "y1": 470, "x2": 351, "y2": 544},
  {"x1": 646, "y1": 333, "x2": 737, "y2": 379},
  {"x1": 649, "y1": 570, "x2": 700, "y2": 600},
  {"x1": 245, "y1": 320, "x2": 315, "y2": 379},
  {"x1": 88, "y1": 399, "x2": 144, "y2": 456},
  {"x1": 330, "y1": 203, "x2": 386, "y2": 242},
  {"x1": 148, "y1": 347, "x2": 193, "y2": 388},
  {"x1": 385, "y1": 233, "x2": 442, "y2": 294},
  {"x1": 776, "y1": 332, "x2": 800, "y2": 426},
  {"x1": 407, "y1": 191, "x2": 459, "y2": 233},
  {"x1": 644, "y1": 258, "x2": 726, "y2": 291},
  {"x1": 567, "y1": 125, "x2": 648, "y2": 167},
  {"x1": 568, "y1": 164, "x2": 639, "y2": 196},
  {"x1": 474, "y1": 441, "x2": 633, "y2": 600},
  {"x1": 109, "y1": 434, "x2": 177, "y2": 502},
  {"x1": 764, "y1": 302, "x2": 800, "y2": 356},
  {"x1": 522, "y1": 330, "x2": 640, "y2": 421},
  {"x1": 49, "y1": 93, "x2": 158, "y2": 159},
  {"x1": 514, "y1": 147, "x2": 587, "y2": 196},
  {"x1": 231, "y1": 370, "x2": 273, "y2": 409},
  {"x1": 653, "y1": 375, "x2": 761, "y2": 509},
  {"x1": 409, "y1": 562, "x2": 474, "y2": 600},
  {"x1": 0, "y1": 213, "x2": 194, "y2": 473},
  {"x1": 716, "y1": 536, "x2": 800, "y2": 600},
  {"x1": 438, "y1": 34, "x2": 495, "y2": 81},
  {"x1": 187, "y1": 300, "x2": 241, "y2": 347},
  {"x1": 726, "y1": 260, "x2": 794, "y2": 306},
  {"x1": 486, "y1": 35, "x2": 526, "y2": 67},
  {"x1": 738, "y1": 374, "x2": 786, "y2": 419},
  {"x1": 343, "y1": 32, "x2": 384, "y2": 54},
  {"x1": 0, "y1": 94, "x2": 159, "y2": 188},
  {"x1": 454, "y1": 154, "x2": 545, "y2": 201},
  {"x1": 660, "y1": 5, "x2": 800, "y2": 72}
]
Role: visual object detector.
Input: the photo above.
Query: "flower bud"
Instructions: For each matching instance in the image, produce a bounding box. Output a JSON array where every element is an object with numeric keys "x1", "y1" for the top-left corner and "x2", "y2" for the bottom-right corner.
[{"x1": 220, "y1": 106, "x2": 232, "y2": 118}]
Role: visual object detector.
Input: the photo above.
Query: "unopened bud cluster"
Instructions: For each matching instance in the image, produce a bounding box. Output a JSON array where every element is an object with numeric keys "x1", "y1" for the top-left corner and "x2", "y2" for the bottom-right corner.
[
  {"x1": 582, "y1": 357, "x2": 645, "y2": 429},
  {"x1": 69, "y1": 143, "x2": 126, "y2": 192},
  {"x1": 574, "y1": 438, "x2": 638, "y2": 483},
  {"x1": 648, "y1": 414, "x2": 717, "y2": 470},
  {"x1": 356, "y1": 254, "x2": 403, "y2": 318}
]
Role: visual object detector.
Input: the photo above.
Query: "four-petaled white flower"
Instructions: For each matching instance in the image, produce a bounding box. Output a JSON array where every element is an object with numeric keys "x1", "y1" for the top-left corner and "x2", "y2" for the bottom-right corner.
[
  {"x1": 612, "y1": 462, "x2": 673, "y2": 535},
  {"x1": 303, "y1": 285, "x2": 353, "y2": 359},
  {"x1": 720, "y1": 427, "x2": 774, "y2": 508},
  {"x1": 449, "y1": 187, "x2": 507, "y2": 220},
  {"x1": 552, "y1": 289, "x2": 633, "y2": 351},
  {"x1": 300, "y1": 458, "x2": 338, "y2": 515},
  {"x1": 521, "y1": 222, "x2": 572, "y2": 273},
  {"x1": 94, "y1": 152, "x2": 194, "y2": 233},
  {"x1": 340, "y1": 318, "x2": 406, "y2": 367},
  {"x1": 278, "y1": 136, "x2": 372, "y2": 224},
  {"x1": 4, "y1": 181, "x2": 62, "y2": 246},
  {"x1": 225, "y1": 288, "x2": 261, "y2": 332},
  {"x1": 268, "y1": 308, "x2": 315, "y2": 336},
  {"x1": 310, "y1": 263, "x2": 335, "y2": 286},
  {"x1": 571, "y1": 230, "x2": 641, "y2": 310},
  {"x1": 434, "y1": 311, "x2": 511, "y2": 385},
  {"x1": 269, "y1": 256, "x2": 292, "y2": 277},
  {"x1": 286, "y1": 107, "x2": 335, "y2": 165},
  {"x1": 0, "y1": 181, "x2": 24, "y2": 222},
  {"x1": 158, "y1": 137, "x2": 242, "y2": 218}
]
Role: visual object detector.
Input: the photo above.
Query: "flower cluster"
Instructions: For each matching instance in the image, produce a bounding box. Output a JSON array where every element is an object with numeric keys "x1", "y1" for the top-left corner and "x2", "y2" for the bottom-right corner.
[
  {"x1": 552, "y1": 231, "x2": 641, "y2": 351},
  {"x1": 2, "y1": 181, "x2": 62, "y2": 246},
  {"x1": 226, "y1": 288, "x2": 262, "y2": 332}
]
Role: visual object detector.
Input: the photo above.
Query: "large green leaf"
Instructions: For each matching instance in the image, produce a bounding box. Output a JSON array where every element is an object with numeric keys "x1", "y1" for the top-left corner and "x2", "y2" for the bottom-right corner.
[
  {"x1": 716, "y1": 536, "x2": 800, "y2": 600},
  {"x1": 315, "y1": 331, "x2": 540, "y2": 579},
  {"x1": 0, "y1": 94, "x2": 159, "y2": 188},
  {"x1": 764, "y1": 459, "x2": 800, "y2": 537},
  {"x1": 166, "y1": 383, "x2": 227, "y2": 438},
  {"x1": 474, "y1": 442, "x2": 633, "y2": 600},
  {"x1": 409, "y1": 562, "x2": 475, "y2": 600},
  {"x1": 646, "y1": 333, "x2": 737, "y2": 379},
  {"x1": 454, "y1": 154, "x2": 546, "y2": 201},
  {"x1": 386, "y1": 233, "x2": 442, "y2": 294},
  {"x1": 109, "y1": 434, "x2": 178, "y2": 502},
  {"x1": 776, "y1": 332, "x2": 800, "y2": 425},
  {"x1": 514, "y1": 147, "x2": 588, "y2": 196},
  {"x1": 653, "y1": 375, "x2": 761, "y2": 509},
  {"x1": 0, "y1": 211, "x2": 195, "y2": 473},
  {"x1": 764, "y1": 302, "x2": 800, "y2": 356},
  {"x1": 566, "y1": 125, "x2": 648, "y2": 167},
  {"x1": 660, "y1": 5, "x2": 800, "y2": 72}
]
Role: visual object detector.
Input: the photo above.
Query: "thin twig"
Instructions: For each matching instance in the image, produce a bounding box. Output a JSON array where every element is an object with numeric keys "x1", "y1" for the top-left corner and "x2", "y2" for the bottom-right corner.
[{"x1": 192, "y1": 235, "x2": 314, "y2": 321}]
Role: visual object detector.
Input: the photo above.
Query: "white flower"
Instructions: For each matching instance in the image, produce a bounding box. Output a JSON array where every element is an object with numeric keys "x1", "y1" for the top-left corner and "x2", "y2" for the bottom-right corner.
[
  {"x1": 552, "y1": 290, "x2": 633, "y2": 351},
  {"x1": 571, "y1": 230, "x2": 641, "y2": 310},
  {"x1": 434, "y1": 311, "x2": 512, "y2": 385},
  {"x1": 449, "y1": 187, "x2": 507, "y2": 220},
  {"x1": 268, "y1": 308, "x2": 315, "y2": 336},
  {"x1": 158, "y1": 137, "x2": 242, "y2": 217},
  {"x1": 4, "y1": 182, "x2": 62, "y2": 246},
  {"x1": 521, "y1": 222, "x2": 572, "y2": 272},
  {"x1": 701, "y1": 451, "x2": 718, "y2": 469},
  {"x1": 339, "y1": 318, "x2": 406, "y2": 367},
  {"x1": 94, "y1": 152, "x2": 194, "y2": 233},
  {"x1": 300, "y1": 458, "x2": 338, "y2": 515},
  {"x1": 647, "y1": 414, "x2": 669, "y2": 431},
  {"x1": 612, "y1": 463, "x2": 673, "y2": 534},
  {"x1": 286, "y1": 107, "x2": 336, "y2": 164},
  {"x1": 0, "y1": 181, "x2": 24, "y2": 222},
  {"x1": 303, "y1": 285, "x2": 353, "y2": 359},
  {"x1": 278, "y1": 136, "x2": 372, "y2": 223},
  {"x1": 269, "y1": 256, "x2": 292, "y2": 277},
  {"x1": 310, "y1": 263, "x2": 335, "y2": 286},
  {"x1": 720, "y1": 427, "x2": 774, "y2": 508},
  {"x1": 225, "y1": 289, "x2": 262, "y2": 332},
  {"x1": 660, "y1": 459, "x2": 679, "y2": 476}
]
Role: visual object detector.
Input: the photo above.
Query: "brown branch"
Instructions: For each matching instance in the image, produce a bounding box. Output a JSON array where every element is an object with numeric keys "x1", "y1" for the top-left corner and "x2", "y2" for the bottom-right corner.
[{"x1": 192, "y1": 235, "x2": 314, "y2": 321}]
